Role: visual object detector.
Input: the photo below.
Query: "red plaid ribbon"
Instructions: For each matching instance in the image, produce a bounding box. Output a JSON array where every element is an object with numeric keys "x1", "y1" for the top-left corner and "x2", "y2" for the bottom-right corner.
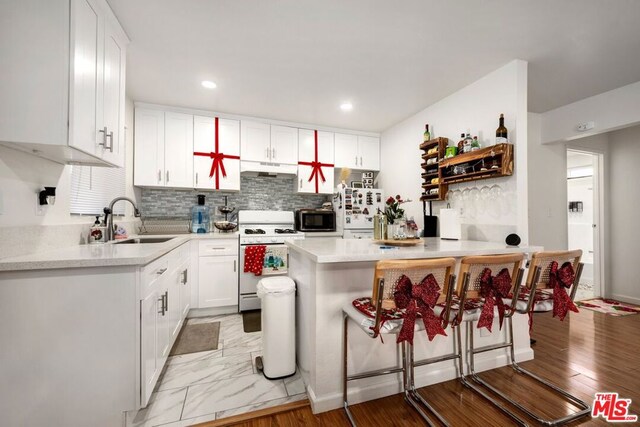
[
  {"x1": 298, "y1": 130, "x2": 334, "y2": 193},
  {"x1": 193, "y1": 117, "x2": 240, "y2": 189}
]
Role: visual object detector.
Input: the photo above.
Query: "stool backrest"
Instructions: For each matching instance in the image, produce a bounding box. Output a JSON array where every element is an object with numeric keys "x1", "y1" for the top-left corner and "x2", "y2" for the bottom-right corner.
[
  {"x1": 372, "y1": 258, "x2": 457, "y2": 311},
  {"x1": 456, "y1": 253, "x2": 525, "y2": 300},
  {"x1": 525, "y1": 250, "x2": 583, "y2": 290}
]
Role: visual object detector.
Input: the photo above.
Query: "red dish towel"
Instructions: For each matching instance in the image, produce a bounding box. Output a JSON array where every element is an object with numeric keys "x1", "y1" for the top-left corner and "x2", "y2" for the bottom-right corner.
[{"x1": 244, "y1": 245, "x2": 267, "y2": 276}]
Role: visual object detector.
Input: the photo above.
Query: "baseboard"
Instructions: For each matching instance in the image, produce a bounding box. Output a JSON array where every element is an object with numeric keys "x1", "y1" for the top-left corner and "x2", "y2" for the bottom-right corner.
[
  {"x1": 307, "y1": 348, "x2": 534, "y2": 414},
  {"x1": 610, "y1": 293, "x2": 640, "y2": 306},
  {"x1": 187, "y1": 306, "x2": 238, "y2": 317}
]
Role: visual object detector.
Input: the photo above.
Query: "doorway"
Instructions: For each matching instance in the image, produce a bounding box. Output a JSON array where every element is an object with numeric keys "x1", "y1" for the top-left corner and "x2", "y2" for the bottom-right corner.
[{"x1": 566, "y1": 149, "x2": 603, "y2": 301}]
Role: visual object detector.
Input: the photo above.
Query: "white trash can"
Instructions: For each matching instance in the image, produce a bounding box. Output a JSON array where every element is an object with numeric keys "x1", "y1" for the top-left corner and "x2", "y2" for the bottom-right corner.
[{"x1": 256, "y1": 276, "x2": 296, "y2": 379}]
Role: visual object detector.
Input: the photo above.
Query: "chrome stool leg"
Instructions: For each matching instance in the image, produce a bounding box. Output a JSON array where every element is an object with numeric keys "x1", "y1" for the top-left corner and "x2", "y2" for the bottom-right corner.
[
  {"x1": 343, "y1": 313, "x2": 357, "y2": 426},
  {"x1": 468, "y1": 317, "x2": 591, "y2": 426}
]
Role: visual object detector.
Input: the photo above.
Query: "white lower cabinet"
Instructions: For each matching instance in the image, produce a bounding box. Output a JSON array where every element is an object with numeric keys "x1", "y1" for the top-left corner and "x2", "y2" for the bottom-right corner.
[
  {"x1": 140, "y1": 243, "x2": 190, "y2": 405},
  {"x1": 197, "y1": 239, "x2": 239, "y2": 309}
]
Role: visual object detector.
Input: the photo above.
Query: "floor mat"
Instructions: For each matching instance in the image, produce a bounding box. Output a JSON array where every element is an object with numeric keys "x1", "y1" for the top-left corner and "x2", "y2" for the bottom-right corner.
[
  {"x1": 576, "y1": 298, "x2": 640, "y2": 316},
  {"x1": 169, "y1": 321, "x2": 220, "y2": 356},
  {"x1": 243, "y1": 310, "x2": 261, "y2": 333}
]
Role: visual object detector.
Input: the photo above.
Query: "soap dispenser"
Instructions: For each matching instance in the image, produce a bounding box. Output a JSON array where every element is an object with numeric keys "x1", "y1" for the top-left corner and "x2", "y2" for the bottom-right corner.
[{"x1": 191, "y1": 195, "x2": 210, "y2": 233}]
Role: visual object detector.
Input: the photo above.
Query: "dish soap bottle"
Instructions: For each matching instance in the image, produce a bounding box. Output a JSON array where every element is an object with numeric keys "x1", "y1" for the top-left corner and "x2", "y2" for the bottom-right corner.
[{"x1": 191, "y1": 195, "x2": 210, "y2": 233}]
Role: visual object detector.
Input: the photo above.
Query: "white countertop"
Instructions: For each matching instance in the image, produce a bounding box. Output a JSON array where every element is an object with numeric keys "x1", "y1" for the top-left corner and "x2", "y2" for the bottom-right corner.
[
  {"x1": 302, "y1": 230, "x2": 343, "y2": 238},
  {"x1": 286, "y1": 237, "x2": 542, "y2": 263},
  {"x1": 0, "y1": 232, "x2": 239, "y2": 272}
]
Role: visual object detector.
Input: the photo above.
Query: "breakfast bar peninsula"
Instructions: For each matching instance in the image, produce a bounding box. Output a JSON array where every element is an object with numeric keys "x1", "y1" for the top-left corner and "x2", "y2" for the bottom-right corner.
[{"x1": 285, "y1": 237, "x2": 542, "y2": 413}]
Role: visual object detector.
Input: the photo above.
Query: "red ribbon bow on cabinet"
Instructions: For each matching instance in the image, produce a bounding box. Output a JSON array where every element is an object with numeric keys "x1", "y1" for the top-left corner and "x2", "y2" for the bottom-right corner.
[
  {"x1": 193, "y1": 117, "x2": 240, "y2": 190},
  {"x1": 394, "y1": 274, "x2": 447, "y2": 345},
  {"x1": 477, "y1": 268, "x2": 513, "y2": 332},
  {"x1": 548, "y1": 261, "x2": 579, "y2": 321},
  {"x1": 298, "y1": 130, "x2": 334, "y2": 193}
]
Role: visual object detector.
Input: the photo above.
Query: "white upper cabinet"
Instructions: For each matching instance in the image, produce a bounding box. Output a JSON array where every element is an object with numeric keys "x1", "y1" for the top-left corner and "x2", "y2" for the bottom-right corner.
[
  {"x1": 194, "y1": 116, "x2": 240, "y2": 191},
  {"x1": 134, "y1": 108, "x2": 193, "y2": 188},
  {"x1": 297, "y1": 129, "x2": 334, "y2": 194},
  {"x1": 241, "y1": 121, "x2": 271, "y2": 162},
  {"x1": 0, "y1": 0, "x2": 128, "y2": 167},
  {"x1": 241, "y1": 120, "x2": 298, "y2": 167},
  {"x1": 164, "y1": 112, "x2": 194, "y2": 188},
  {"x1": 270, "y1": 125, "x2": 298, "y2": 164},
  {"x1": 334, "y1": 133, "x2": 380, "y2": 171}
]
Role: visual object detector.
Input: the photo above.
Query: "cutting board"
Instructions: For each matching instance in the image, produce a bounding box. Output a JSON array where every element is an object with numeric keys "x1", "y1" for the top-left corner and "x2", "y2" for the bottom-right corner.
[{"x1": 373, "y1": 238, "x2": 424, "y2": 247}]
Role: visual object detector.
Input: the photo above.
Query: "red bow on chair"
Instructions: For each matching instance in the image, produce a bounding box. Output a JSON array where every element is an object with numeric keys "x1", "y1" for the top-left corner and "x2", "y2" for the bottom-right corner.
[
  {"x1": 394, "y1": 274, "x2": 446, "y2": 345},
  {"x1": 549, "y1": 261, "x2": 579, "y2": 321},
  {"x1": 477, "y1": 268, "x2": 512, "y2": 332}
]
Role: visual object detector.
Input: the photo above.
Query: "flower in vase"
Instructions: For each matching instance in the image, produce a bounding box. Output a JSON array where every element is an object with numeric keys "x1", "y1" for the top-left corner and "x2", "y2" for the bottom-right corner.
[{"x1": 385, "y1": 195, "x2": 412, "y2": 224}]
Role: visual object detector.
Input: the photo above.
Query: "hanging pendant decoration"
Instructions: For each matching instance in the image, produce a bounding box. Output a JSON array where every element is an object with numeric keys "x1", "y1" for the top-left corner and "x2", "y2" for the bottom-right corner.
[
  {"x1": 298, "y1": 130, "x2": 334, "y2": 193},
  {"x1": 193, "y1": 117, "x2": 240, "y2": 190}
]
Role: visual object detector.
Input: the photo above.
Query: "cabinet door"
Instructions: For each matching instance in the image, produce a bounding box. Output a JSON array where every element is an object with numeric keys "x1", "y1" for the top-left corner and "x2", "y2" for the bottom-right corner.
[
  {"x1": 358, "y1": 136, "x2": 380, "y2": 171},
  {"x1": 134, "y1": 108, "x2": 165, "y2": 186},
  {"x1": 194, "y1": 116, "x2": 240, "y2": 191},
  {"x1": 270, "y1": 125, "x2": 298, "y2": 165},
  {"x1": 198, "y1": 256, "x2": 238, "y2": 308},
  {"x1": 69, "y1": 0, "x2": 102, "y2": 156},
  {"x1": 164, "y1": 112, "x2": 193, "y2": 188},
  {"x1": 297, "y1": 164, "x2": 334, "y2": 194},
  {"x1": 240, "y1": 120, "x2": 270, "y2": 162},
  {"x1": 99, "y1": 21, "x2": 126, "y2": 167},
  {"x1": 334, "y1": 133, "x2": 358, "y2": 169},
  {"x1": 298, "y1": 129, "x2": 334, "y2": 194},
  {"x1": 140, "y1": 290, "x2": 160, "y2": 406}
]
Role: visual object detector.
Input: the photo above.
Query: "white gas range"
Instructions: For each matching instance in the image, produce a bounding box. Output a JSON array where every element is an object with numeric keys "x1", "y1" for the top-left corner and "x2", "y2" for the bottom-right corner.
[{"x1": 238, "y1": 210, "x2": 304, "y2": 311}]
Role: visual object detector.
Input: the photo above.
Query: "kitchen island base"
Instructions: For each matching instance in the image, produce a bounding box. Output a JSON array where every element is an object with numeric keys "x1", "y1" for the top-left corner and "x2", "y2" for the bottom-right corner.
[{"x1": 288, "y1": 238, "x2": 538, "y2": 414}]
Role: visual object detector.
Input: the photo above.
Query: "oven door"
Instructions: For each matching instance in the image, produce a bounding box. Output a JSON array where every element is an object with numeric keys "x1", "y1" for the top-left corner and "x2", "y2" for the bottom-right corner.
[{"x1": 239, "y1": 243, "x2": 288, "y2": 311}]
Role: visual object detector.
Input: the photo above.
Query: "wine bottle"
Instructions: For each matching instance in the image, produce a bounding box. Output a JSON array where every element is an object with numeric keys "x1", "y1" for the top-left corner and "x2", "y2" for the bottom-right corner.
[
  {"x1": 457, "y1": 133, "x2": 465, "y2": 154},
  {"x1": 496, "y1": 114, "x2": 508, "y2": 144},
  {"x1": 423, "y1": 124, "x2": 430, "y2": 142}
]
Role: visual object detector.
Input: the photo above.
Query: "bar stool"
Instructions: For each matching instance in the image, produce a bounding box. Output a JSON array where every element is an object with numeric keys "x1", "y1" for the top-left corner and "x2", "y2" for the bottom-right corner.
[
  {"x1": 471, "y1": 249, "x2": 591, "y2": 426},
  {"x1": 450, "y1": 253, "x2": 529, "y2": 426},
  {"x1": 342, "y1": 258, "x2": 457, "y2": 427}
]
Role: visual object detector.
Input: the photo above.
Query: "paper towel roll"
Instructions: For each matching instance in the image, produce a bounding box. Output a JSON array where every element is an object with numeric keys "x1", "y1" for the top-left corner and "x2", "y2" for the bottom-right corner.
[{"x1": 440, "y1": 209, "x2": 461, "y2": 240}]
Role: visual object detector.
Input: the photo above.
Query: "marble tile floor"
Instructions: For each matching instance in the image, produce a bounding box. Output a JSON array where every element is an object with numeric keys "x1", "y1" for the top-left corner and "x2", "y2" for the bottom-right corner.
[{"x1": 127, "y1": 313, "x2": 306, "y2": 427}]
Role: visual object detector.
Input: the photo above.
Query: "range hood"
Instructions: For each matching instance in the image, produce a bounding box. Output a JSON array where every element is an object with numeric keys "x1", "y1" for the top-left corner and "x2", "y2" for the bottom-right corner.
[{"x1": 240, "y1": 161, "x2": 298, "y2": 176}]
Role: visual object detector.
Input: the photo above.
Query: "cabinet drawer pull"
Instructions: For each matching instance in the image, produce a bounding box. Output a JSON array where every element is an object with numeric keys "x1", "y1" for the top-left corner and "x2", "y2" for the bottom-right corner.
[
  {"x1": 156, "y1": 268, "x2": 167, "y2": 275},
  {"x1": 166, "y1": 170, "x2": 169, "y2": 183},
  {"x1": 360, "y1": 156, "x2": 362, "y2": 166},
  {"x1": 272, "y1": 147, "x2": 276, "y2": 159},
  {"x1": 98, "y1": 127, "x2": 108, "y2": 149},
  {"x1": 164, "y1": 291, "x2": 168, "y2": 315},
  {"x1": 158, "y1": 295, "x2": 164, "y2": 315},
  {"x1": 195, "y1": 172, "x2": 198, "y2": 186},
  {"x1": 234, "y1": 260, "x2": 236, "y2": 272},
  {"x1": 265, "y1": 147, "x2": 269, "y2": 160},
  {"x1": 182, "y1": 269, "x2": 188, "y2": 284},
  {"x1": 106, "y1": 131, "x2": 114, "y2": 152},
  {"x1": 158, "y1": 170, "x2": 162, "y2": 183},
  {"x1": 355, "y1": 155, "x2": 357, "y2": 165},
  {"x1": 206, "y1": 246, "x2": 227, "y2": 250}
]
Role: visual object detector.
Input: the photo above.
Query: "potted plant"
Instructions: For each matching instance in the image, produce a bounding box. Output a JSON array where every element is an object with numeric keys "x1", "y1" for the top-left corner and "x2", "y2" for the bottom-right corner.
[{"x1": 385, "y1": 195, "x2": 412, "y2": 239}]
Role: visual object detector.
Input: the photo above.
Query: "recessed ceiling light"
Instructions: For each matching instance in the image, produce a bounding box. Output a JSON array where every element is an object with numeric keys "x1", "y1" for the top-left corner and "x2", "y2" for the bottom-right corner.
[
  {"x1": 201, "y1": 80, "x2": 217, "y2": 89},
  {"x1": 340, "y1": 102, "x2": 353, "y2": 112}
]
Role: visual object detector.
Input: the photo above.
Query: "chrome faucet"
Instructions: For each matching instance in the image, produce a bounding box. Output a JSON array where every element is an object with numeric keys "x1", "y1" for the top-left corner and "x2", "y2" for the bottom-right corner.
[{"x1": 103, "y1": 197, "x2": 141, "y2": 241}]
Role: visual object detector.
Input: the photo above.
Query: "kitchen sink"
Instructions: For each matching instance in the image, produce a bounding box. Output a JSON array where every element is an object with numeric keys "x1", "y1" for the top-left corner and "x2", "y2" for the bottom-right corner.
[{"x1": 112, "y1": 237, "x2": 176, "y2": 244}]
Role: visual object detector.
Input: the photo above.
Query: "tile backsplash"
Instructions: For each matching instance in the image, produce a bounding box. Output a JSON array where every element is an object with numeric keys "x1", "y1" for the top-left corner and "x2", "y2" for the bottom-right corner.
[{"x1": 141, "y1": 175, "x2": 330, "y2": 218}]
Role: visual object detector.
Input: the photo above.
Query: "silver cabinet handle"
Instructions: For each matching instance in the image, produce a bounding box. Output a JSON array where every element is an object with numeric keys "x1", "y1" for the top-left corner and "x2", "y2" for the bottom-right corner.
[
  {"x1": 360, "y1": 156, "x2": 363, "y2": 166},
  {"x1": 166, "y1": 170, "x2": 169, "y2": 183},
  {"x1": 156, "y1": 267, "x2": 167, "y2": 275},
  {"x1": 355, "y1": 155, "x2": 357, "y2": 165},
  {"x1": 265, "y1": 147, "x2": 270, "y2": 160},
  {"x1": 182, "y1": 269, "x2": 188, "y2": 284},
  {"x1": 164, "y1": 291, "x2": 168, "y2": 315},
  {"x1": 299, "y1": 178, "x2": 302, "y2": 189},
  {"x1": 106, "y1": 131, "x2": 114, "y2": 152},
  {"x1": 233, "y1": 260, "x2": 236, "y2": 272},
  {"x1": 158, "y1": 170, "x2": 162, "y2": 183},
  {"x1": 98, "y1": 126, "x2": 108, "y2": 149},
  {"x1": 195, "y1": 172, "x2": 198, "y2": 186},
  {"x1": 158, "y1": 295, "x2": 164, "y2": 315},
  {"x1": 272, "y1": 147, "x2": 276, "y2": 159}
]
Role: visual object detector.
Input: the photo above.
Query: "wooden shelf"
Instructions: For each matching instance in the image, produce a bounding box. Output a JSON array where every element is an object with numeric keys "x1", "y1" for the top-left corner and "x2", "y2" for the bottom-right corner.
[
  {"x1": 421, "y1": 182, "x2": 439, "y2": 189},
  {"x1": 421, "y1": 172, "x2": 438, "y2": 179},
  {"x1": 421, "y1": 151, "x2": 440, "y2": 160},
  {"x1": 419, "y1": 138, "x2": 445, "y2": 150},
  {"x1": 419, "y1": 137, "x2": 448, "y2": 202},
  {"x1": 439, "y1": 143, "x2": 513, "y2": 186}
]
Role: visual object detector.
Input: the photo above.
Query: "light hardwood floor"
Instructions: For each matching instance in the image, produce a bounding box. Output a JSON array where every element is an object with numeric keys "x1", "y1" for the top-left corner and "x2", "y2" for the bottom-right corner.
[{"x1": 198, "y1": 308, "x2": 640, "y2": 426}]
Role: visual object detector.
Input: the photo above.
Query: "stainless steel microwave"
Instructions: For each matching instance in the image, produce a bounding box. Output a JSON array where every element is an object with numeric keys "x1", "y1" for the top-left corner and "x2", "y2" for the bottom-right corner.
[{"x1": 295, "y1": 209, "x2": 336, "y2": 232}]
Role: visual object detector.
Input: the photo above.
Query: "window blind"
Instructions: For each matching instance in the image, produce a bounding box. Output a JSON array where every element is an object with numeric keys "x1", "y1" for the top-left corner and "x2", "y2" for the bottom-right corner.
[{"x1": 69, "y1": 165, "x2": 126, "y2": 216}]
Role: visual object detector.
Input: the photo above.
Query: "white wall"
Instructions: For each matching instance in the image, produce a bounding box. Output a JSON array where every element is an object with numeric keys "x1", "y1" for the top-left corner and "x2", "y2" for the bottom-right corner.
[
  {"x1": 541, "y1": 80, "x2": 640, "y2": 144},
  {"x1": 608, "y1": 125, "x2": 640, "y2": 304},
  {"x1": 380, "y1": 60, "x2": 528, "y2": 243}
]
